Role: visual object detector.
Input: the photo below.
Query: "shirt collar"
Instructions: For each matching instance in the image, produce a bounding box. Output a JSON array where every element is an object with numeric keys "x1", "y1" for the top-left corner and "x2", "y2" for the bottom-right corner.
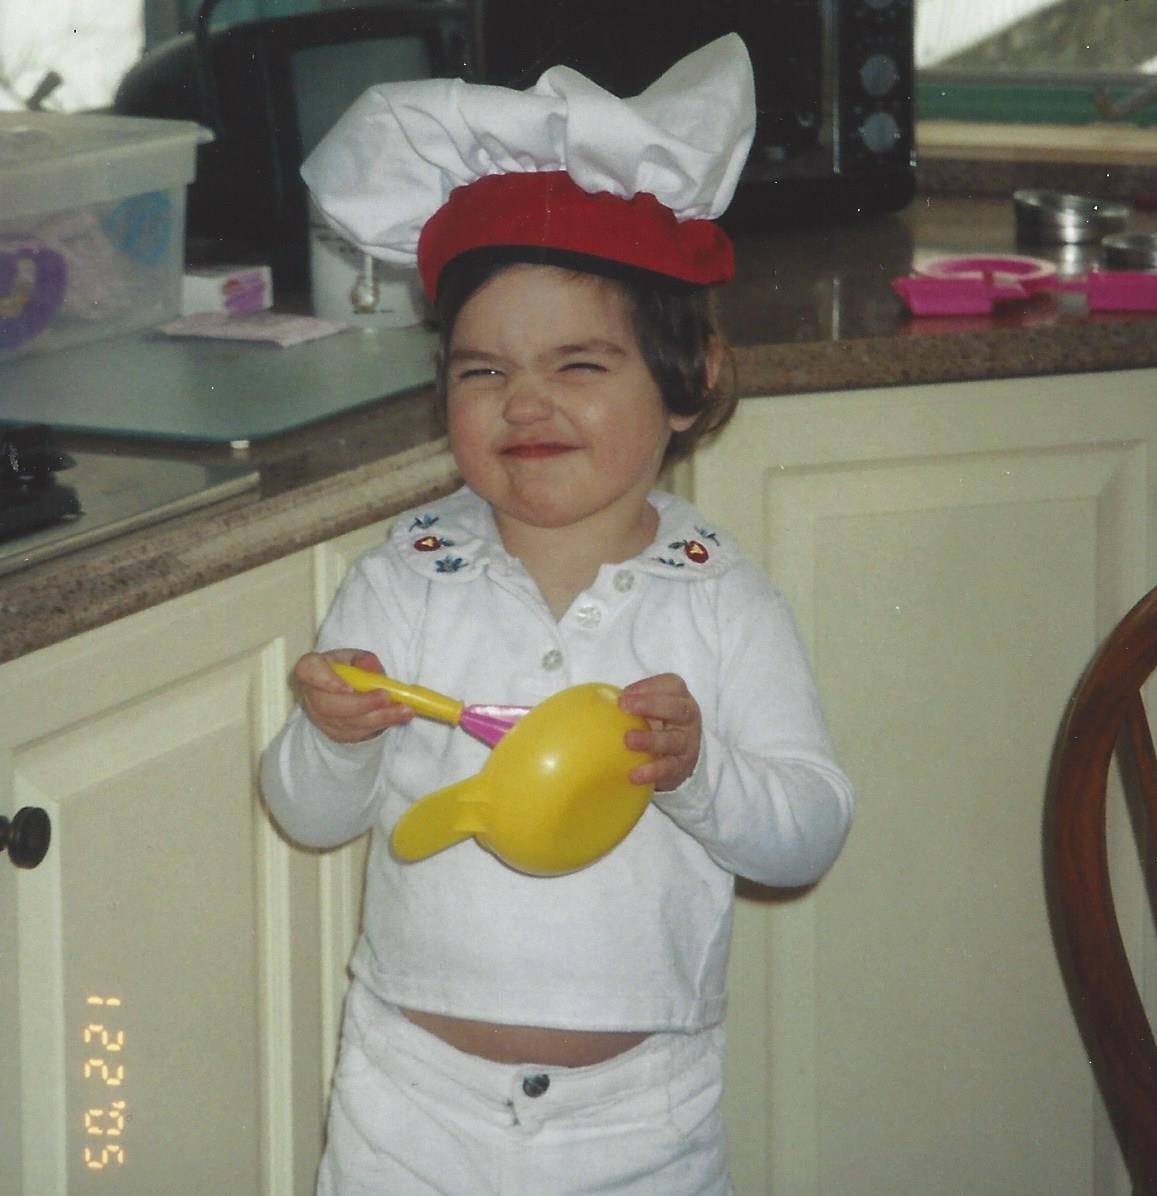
[
  {"x1": 392, "y1": 486, "x2": 738, "y2": 582},
  {"x1": 638, "y1": 491, "x2": 738, "y2": 579}
]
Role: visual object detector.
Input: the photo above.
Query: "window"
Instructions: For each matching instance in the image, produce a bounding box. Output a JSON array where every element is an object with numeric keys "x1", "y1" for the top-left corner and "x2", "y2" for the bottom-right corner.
[
  {"x1": 916, "y1": 0, "x2": 1157, "y2": 126},
  {"x1": 0, "y1": 0, "x2": 324, "y2": 112},
  {"x1": 0, "y1": 0, "x2": 144, "y2": 112},
  {"x1": 4, "y1": 0, "x2": 1156, "y2": 126}
]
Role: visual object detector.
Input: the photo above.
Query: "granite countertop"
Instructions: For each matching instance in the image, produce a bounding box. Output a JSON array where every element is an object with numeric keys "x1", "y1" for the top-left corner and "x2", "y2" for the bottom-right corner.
[
  {"x1": 723, "y1": 192, "x2": 1157, "y2": 390},
  {"x1": 3, "y1": 192, "x2": 1156, "y2": 664}
]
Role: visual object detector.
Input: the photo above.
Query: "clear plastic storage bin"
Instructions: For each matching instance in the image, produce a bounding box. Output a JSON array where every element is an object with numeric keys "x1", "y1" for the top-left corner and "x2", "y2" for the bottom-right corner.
[{"x1": 0, "y1": 113, "x2": 205, "y2": 360}]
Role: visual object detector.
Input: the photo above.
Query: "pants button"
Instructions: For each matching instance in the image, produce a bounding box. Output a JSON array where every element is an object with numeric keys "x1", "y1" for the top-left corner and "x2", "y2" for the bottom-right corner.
[{"x1": 522, "y1": 1073, "x2": 550, "y2": 1098}]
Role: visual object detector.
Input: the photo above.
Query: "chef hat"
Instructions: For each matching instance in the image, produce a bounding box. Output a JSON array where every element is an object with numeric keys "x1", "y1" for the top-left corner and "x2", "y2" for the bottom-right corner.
[{"x1": 301, "y1": 34, "x2": 756, "y2": 299}]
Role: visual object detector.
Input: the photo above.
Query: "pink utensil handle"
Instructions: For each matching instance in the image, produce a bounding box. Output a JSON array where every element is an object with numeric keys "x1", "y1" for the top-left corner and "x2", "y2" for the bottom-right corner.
[
  {"x1": 458, "y1": 705, "x2": 531, "y2": 747},
  {"x1": 330, "y1": 662, "x2": 529, "y2": 746}
]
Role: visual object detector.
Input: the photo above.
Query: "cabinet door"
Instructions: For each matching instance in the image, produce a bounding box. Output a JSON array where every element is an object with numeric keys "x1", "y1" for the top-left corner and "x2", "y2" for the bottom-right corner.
[
  {"x1": 692, "y1": 370, "x2": 1157, "y2": 1196},
  {"x1": 0, "y1": 554, "x2": 321, "y2": 1196}
]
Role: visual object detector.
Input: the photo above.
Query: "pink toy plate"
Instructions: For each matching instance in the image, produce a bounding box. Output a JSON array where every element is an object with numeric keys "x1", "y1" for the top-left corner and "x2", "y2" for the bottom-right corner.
[
  {"x1": 916, "y1": 254, "x2": 1059, "y2": 294},
  {"x1": 1059, "y1": 270, "x2": 1157, "y2": 312},
  {"x1": 891, "y1": 275, "x2": 1026, "y2": 316},
  {"x1": 893, "y1": 254, "x2": 1060, "y2": 316}
]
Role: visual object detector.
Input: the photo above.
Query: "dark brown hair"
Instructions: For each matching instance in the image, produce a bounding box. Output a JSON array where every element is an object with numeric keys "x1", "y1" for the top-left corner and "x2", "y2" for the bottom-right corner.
[{"x1": 431, "y1": 248, "x2": 737, "y2": 464}]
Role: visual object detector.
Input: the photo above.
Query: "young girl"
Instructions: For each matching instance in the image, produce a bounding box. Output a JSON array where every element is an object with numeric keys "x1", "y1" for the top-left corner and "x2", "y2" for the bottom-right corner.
[{"x1": 262, "y1": 36, "x2": 853, "y2": 1196}]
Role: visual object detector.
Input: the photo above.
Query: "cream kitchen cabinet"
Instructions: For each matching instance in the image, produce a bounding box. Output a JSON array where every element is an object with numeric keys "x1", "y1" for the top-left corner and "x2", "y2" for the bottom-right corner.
[
  {"x1": 6, "y1": 362, "x2": 1157, "y2": 1196},
  {"x1": 0, "y1": 519, "x2": 388, "y2": 1196},
  {"x1": 690, "y1": 369, "x2": 1157, "y2": 1196}
]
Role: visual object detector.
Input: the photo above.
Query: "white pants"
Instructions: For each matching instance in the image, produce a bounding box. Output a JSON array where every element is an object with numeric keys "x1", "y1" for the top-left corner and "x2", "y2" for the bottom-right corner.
[{"x1": 317, "y1": 982, "x2": 734, "y2": 1196}]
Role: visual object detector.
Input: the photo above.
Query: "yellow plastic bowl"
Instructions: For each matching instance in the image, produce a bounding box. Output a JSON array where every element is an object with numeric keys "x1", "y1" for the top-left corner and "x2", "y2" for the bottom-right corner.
[{"x1": 390, "y1": 683, "x2": 654, "y2": 876}]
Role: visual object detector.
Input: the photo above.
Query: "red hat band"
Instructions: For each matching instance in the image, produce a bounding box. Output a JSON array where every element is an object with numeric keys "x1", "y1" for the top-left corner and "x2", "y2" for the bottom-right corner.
[{"x1": 417, "y1": 171, "x2": 734, "y2": 299}]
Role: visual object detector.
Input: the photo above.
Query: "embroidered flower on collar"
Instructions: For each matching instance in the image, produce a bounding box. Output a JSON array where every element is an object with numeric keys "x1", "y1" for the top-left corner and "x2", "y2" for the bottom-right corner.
[
  {"x1": 408, "y1": 513, "x2": 458, "y2": 555},
  {"x1": 393, "y1": 493, "x2": 498, "y2": 581},
  {"x1": 654, "y1": 526, "x2": 721, "y2": 569}
]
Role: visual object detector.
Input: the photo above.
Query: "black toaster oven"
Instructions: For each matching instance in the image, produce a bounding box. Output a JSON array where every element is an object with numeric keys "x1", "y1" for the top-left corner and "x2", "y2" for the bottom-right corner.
[{"x1": 115, "y1": 0, "x2": 914, "y2": 290}]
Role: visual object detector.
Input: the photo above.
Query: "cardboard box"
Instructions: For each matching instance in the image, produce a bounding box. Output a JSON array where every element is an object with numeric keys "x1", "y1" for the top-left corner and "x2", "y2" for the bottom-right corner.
[{"x1": 0, "y1": 112, "x2": 206, "y2": 360}]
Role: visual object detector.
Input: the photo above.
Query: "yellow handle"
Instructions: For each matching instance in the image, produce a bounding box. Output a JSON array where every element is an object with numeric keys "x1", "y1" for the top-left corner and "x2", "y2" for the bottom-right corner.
[{"x1": 330, "y1": 663, "x2": 465, "y2": 727}]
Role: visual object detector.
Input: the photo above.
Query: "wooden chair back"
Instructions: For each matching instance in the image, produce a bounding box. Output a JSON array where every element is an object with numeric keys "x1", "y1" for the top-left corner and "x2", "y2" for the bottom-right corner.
[{"x1": 1047, "y1": 585, "x2": 1157, "y2": 1193}]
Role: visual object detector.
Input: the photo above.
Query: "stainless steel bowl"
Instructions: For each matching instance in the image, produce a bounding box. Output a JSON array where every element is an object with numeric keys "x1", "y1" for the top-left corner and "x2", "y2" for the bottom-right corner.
[
  {"x1": 1102, "y1": 232, "x2": 1157, "y2": 271},
  {"x1": 1013, "y1": 189, "x2": 1131, "y2": 245}
]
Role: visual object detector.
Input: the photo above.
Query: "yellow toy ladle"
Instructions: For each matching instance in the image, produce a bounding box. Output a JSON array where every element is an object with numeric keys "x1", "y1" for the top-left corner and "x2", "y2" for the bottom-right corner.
[{"x1": 331, "y1": 665, "x2": 654, "y2": 876}]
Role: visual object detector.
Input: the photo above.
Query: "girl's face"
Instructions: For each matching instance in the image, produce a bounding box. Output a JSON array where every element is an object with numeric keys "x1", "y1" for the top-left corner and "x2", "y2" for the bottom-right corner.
[{"x1": 445, "y1": 264, "x2": 695, "y2": 543}]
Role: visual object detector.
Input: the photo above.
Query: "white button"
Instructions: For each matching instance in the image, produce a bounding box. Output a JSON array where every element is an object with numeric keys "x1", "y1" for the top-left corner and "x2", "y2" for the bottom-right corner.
[
  {"x1": 613, "y1": 570, "x2": 635, "y2": 593},
  {"x1": 575, "y1": 604, "x2": 602, "y2": 629},
  {"x1": 541, "y1": 649, "x2": 563, "y2": 671}
]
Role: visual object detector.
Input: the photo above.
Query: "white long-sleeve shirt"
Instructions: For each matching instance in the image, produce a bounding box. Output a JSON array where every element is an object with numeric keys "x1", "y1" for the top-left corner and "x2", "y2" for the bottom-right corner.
[{"x1": 262, "y1": 487, "x2": 853, "y2": 1032}]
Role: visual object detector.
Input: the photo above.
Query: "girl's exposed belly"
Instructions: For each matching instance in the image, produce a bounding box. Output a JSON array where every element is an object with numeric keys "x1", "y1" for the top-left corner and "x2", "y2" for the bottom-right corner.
[{"x1": 401, "y1": 1007, "x2": 650, "y2": 1066}]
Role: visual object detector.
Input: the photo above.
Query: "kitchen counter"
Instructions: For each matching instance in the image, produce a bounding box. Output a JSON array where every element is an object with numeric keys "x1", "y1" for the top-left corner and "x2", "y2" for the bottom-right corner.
[
  {"x1": 3, "y1": 192, "x2": 1156, "y2": 663},
  {"x1": 724, "y1": 193, "x2": 1157, "y2": 389}
]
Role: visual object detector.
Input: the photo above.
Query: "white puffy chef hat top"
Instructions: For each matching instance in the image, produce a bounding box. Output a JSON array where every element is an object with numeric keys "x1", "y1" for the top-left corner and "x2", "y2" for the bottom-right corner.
[{"x1": 301, "y1": 34, "x2": 756, "y2": 298}]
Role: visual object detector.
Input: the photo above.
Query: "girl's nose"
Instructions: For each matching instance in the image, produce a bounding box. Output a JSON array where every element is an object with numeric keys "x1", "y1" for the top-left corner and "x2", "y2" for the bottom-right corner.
[{"x1": 502, "y1": 374, "x2": 552, "y2": 423}]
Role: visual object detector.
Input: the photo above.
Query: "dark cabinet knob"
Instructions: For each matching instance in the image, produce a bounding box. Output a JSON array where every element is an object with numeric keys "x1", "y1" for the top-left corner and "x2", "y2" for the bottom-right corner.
[{"x1": 0, "y1": 807, "x2": 51, "y2": 869}]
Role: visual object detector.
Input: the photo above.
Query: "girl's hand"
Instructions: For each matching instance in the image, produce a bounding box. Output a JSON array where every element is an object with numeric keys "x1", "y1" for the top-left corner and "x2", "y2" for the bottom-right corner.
[
  {"x1": 619, "y1": 674, "x2": 702, "y2": 792},
  {"x1": 293, "y1": 649, "x2": 414, "y2": 744}
]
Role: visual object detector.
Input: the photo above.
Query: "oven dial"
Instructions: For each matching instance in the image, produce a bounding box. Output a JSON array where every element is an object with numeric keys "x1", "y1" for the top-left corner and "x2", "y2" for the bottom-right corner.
[
  {"x1": 859, "y1": 111, "x2": 902, "y2": 154},
  {"x1": 860, "y1": 53, "x2": 900, "y2": 97}
]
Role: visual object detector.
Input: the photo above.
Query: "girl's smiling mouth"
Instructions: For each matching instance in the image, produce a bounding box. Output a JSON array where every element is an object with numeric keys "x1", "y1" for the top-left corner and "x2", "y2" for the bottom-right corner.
[{"x1": 500, "y1": 442, "x2": 578, "y2": 459}]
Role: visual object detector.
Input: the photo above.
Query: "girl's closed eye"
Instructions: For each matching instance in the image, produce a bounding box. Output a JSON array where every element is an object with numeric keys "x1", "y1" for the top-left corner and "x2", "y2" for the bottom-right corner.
[
  {"x1": 551, "y1": 339, "x2": 626, "y2": 378},
  {"x1": 450, "y1": 353, "x2": 505, "y2": 384}
]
